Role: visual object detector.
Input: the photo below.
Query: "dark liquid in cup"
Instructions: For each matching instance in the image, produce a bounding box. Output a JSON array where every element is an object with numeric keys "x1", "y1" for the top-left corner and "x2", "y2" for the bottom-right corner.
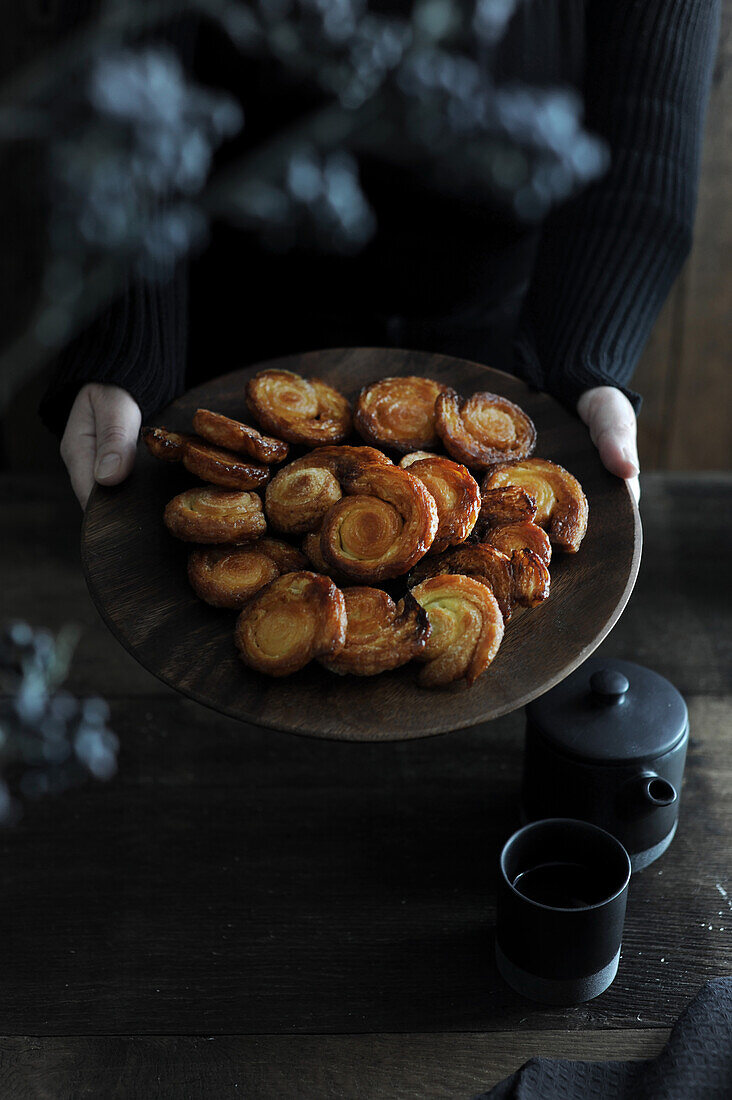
[{"x1": 512, "y1": 862, "x2": 610, "y2": 909}]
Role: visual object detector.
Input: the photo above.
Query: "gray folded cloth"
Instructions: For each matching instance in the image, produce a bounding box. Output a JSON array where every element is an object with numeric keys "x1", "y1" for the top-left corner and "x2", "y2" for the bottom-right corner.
[{"x1": 476, "y1": 978, "x2": 732, "y2": 1100}]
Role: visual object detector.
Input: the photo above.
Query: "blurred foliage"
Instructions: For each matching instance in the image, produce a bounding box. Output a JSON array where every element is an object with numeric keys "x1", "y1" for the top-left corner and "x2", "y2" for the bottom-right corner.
[
  {"x1": 0, "y1": 0, "x2": 608, "y2": 402},
  {"x1": 0, "y1": 622, "x2": 119, "y2": 825}
]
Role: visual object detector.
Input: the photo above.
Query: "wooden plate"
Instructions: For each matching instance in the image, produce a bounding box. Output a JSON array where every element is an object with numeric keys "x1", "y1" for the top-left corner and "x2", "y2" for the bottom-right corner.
[{"x1": 82, "y1": 347, "x2": 641, "y2": 741}]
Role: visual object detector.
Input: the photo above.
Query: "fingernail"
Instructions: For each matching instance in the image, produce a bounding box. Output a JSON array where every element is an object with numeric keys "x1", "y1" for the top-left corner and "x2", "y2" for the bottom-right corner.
[
  {"x1": 95, "y1": 453, "x2": 120, "y2": 479},
  {"x1": 622, "y1": 447, "x2": 639, "y2": 477}
]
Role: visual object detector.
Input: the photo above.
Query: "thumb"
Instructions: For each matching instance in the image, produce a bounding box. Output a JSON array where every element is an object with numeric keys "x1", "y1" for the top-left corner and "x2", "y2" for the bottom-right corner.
[
  {"x1": 577, "y1": 386, "x2": 639, "y2": 481},
  {"x1": 89, "y1": 384, "x2": 142, "y2": 486}
]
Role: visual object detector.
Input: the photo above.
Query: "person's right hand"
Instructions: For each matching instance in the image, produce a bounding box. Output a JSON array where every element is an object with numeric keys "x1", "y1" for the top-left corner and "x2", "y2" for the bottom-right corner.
[{"x1": 60, "y1": 383, "x2": 141, "y2": 509}]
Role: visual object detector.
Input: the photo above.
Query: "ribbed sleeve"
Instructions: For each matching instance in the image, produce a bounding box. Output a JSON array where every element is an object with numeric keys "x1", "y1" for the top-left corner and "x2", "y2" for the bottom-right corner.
[
  {"x1": 38, "y1": 6, "x2": 196, "y2": 437},
  {"x1": 513, "y1": 0, "x2": 720, "y2": 415},
  {"x1": 38, "y1": 264, "x2": 188, "y2": 435}
]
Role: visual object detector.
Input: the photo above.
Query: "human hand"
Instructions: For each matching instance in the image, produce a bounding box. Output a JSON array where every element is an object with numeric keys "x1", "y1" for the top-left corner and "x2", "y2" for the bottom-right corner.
[
  {"x1": 577, "y1": 386, "x2": 640, "y2": 503},
  {"x1": 60, "y1": 383, "x2": 141, "y2": 509}
]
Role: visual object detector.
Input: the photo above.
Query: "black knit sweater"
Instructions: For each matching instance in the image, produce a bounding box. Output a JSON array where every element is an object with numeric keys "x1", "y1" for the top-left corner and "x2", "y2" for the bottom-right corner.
[{"x1": 39, "y1": 0, "x2": 720, "y2": 435}]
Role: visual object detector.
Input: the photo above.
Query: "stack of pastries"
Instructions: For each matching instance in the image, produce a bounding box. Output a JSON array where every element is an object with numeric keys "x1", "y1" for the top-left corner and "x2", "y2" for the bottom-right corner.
[{"x1": 144, "y1": 369, "x2": 588, "y2": 689}]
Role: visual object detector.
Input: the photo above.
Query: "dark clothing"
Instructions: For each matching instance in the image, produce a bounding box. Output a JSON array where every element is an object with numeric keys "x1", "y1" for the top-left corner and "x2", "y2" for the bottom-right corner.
[{"x1": 39, "y1": 0, "x2": 720, "y2": 435}]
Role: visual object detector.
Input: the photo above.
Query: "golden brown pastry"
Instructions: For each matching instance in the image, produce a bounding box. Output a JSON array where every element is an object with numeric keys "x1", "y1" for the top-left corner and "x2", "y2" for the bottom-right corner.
[
  {"x1": 266, "y1": 464, "x2": 342, "y2": 536},
  {"x1": 353, "y1": 376, "x2": 448, "y2": 452},
  {"x1": 399, "y1": 451, "x2": 434, "y2": 466},
  {"x1": 255, "y1": 538, "x2": 310, "y2": 574},
  {"x1": 482, "y1": 458, "x2": 588, "y2": 552},
  {"x1": 478, "y1": 485, "x2": 538, "y2": 529},
  {"x1": 188, "y1": 546, "x2": 279, "y2": 608},
  {"x1": 435, "y1": 390, "x2": 536, "y2": 469},
  {"x1": 320, "y1": 464, "x2": 439, "y2": 582},
  {"x1": 235, "y1": 571, "x2": 346, "y2": 676},
  {"x1": 265, "y1": 446, "x2": 389, "y2": 535},
  {"x1": 246, "y1": 369, "x2": 351, "y2": 445},
  {"x1": 411, "y1": 574, "x2": 504, "y2": 687},
  {"x1": 301, "y1": 531, "x2": 353, "y2": 587},
  {"x1": 319, "y1": 587, "x2": 430, "y2": 676},
  {"x1": 163, "y1": 488, "x2": 266, "y2": 544},
  {"x1": 482, "y1": 521, "x2": 552, "y2": 566},
  {"x1": 182, "y1": 439, "x2": 271, "y2": 491},
  {"x1": 399, "y1": 453, "x2": 480, "y2": 554},
  {"x1": 408, "y1": 542, "x2": 550, "y2": 621},
  {"x1": 142, "y1": 426, "x2": 196, "y2": 462},
  {"x1": 192, "y1": 409, "x2": 289, "y2": 464},
  {"x1": 188, "y1": 539, "x2": 308, "y2": 608}
]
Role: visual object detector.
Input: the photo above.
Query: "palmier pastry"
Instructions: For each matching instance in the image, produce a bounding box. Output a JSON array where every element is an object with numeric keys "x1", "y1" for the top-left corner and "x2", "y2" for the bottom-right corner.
[
  {"x1": 254, "y1": 538, "x2": 310, "y2": 574},
  {"x1": 483, "y1": 521, "x2": 552, "y2": 566},
  {"x1": 164, "y1": 488, "x2": 266, "y2": 544},
  {"x1": 246, "y1": 369, "x2": 351, "y2": 446},
  {"x1": 188, "y1": 539, "x2": 308, "y2": 608},
  {"x1": 142, "y1": 426, "x2": 196, "y2": 462},
  {"x1": 319, "y1": 588, "x2": 430, "y2": 676},
  {"x1": 399, "y1": 451, "x2": 435, "y2": 466},
  {"x1": 235, "y1": 571, "x2": 346, "y2": 676},
  {"x1": 411, "y1": 574, "x2": 504, "y2": 687},
  {"x1": 301, "y1": 532, "x2": 352, "y2": 587},
  {"x1": 320, "y1": 464, "x2": 438, "y2": 582},
  {"x1": 408, "y1": 543, "x2": 550, "y2": 621},
  {"x1": 182, "y1": 439, "x2": 271, "y2": 491},
  {"x1": 435, "y1": 390, "x2": 536, "y2": 469},
  {"x1": 478, "y1": 485, "x2": 538, "y2": 530},
  {"x1": 482, "y1": 458, "x2": 588, "y2": 552},
  {"x1": 399, "y1": 453, "x2": 480, "y2": 554},
  {"x1": 353, "y1": 376, "x2": 448, "y2": 452},
  {"x1": 193, "y1": 409, "x2": 289, "y2": 464},
  {"x1": 265, "y1": 446, "x2": 390, "y2": 535}
]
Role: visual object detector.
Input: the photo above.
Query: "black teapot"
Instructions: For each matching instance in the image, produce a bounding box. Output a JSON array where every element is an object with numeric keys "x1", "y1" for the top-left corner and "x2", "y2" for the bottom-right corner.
[{"x1": 521, "y1": 658, "x2": 688, "y2": 871}]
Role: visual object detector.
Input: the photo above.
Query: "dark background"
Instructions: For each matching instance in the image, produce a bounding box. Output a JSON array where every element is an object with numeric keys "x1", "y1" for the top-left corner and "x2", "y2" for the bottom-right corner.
[{"x1": 0, "y1": 1, "x2": 729, "y2": 475}]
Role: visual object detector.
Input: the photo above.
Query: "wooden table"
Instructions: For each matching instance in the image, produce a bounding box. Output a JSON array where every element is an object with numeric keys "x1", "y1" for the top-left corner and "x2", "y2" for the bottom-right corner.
[{"x1": 1, "y1": 472, "x2": 730, "y2": 1098}]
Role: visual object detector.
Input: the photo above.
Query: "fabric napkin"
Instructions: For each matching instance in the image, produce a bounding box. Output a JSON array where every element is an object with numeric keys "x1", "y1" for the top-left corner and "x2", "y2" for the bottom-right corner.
[{"x1": 476, "y1": 977, "x2": 732, "y2": 1100}]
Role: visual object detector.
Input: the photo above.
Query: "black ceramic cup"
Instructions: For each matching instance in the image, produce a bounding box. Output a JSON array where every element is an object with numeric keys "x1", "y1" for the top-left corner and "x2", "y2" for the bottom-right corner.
[{"x1": 495, "y1": 818, "x2": 632, "y2": 1004}]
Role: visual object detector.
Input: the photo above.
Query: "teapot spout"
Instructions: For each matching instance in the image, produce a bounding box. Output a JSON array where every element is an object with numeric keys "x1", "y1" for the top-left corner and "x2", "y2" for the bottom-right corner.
[{"x1": 640, "y1": 774, "x2": 677, "y2": 808}]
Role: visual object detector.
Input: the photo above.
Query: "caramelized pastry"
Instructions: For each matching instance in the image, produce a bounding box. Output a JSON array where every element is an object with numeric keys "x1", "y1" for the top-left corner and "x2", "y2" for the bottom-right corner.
[
  {"x1": 265, "y1": 446, "x2": 389, "y2": 535},
  {"x1": 142, "y1": 426, "x2": 195, "y2": 462},
  {"x1": 188, "y1": 539, "x2": 308, "y2": 608},
  {"x1": 478, "y1": 485, "x2": 538, "y2": 529},
  {"x1": 435, "y1": 390, "x2": 536, "y2": 469},
  {"x1": 483, "y1": 521, "x2": 552, "y2": 566},
  {"x1": 319, "y1": 587, "x2": 430, "y2": 676},
  {"x1": 193, "y1": 409, "x2": 289, "y2": 464},
  {"x1": 301, "y1": 531, "x2": 353, "y2": 587},
  {"x1": 235, "y1": 571, "x2": 346, "y2": 676},
  {"x1": 482, "y1": 458, "x2": 588, "y2": 552},
  {"x1": 182, "y1": 439, "x2": 271, "y2": 491},
  {"x1": 411, "y1": 574, "x2": 504, "y2": 687},
  {"x1": 254, "y1": 538, "x2": 309, "y2": 574},
  {"x1": 320, "y1": 464, "x2": 438, "y2": 582},
  {"x1": 399, "y1": 453, "x2": 480, "y2": 554},
  {"x1": 163, "y1": 488, "x2": 266, "y2": 544},
  {"x1": 408, "y1": 542, "x2": 549, "y2": 621},
  {"x1": 399, "y1": 451, "x2": 434, "y2": 467},
  {"x1": 354, "y1": 376, "x2": 448, "y2": 452},
  {"x1": 246, "y1": 369, "x2": 351, "y2": 445},
  {"x1": 188, "y1": 546, "x2": 279, "y2": 608}
]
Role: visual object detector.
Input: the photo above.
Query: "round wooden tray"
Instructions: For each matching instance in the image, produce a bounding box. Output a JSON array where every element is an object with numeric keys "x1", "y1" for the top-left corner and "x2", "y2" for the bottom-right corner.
[{"x1": 82, "y1": 347, "x2": 642, "y2": 741}]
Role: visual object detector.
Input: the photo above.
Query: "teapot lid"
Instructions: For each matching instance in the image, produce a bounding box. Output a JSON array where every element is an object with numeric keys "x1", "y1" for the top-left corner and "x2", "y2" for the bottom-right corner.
[{"x1": 526, "y1": 657, "x2": 688, "y2": 763}]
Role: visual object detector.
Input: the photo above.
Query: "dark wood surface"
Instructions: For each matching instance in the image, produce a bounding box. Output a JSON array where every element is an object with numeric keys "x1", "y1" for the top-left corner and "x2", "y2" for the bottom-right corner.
[
  {"x1": 81, "y1": 347, "x2": 641, "y2": 740},
  {"x1": 1, "y1": 472, "x2": 729, "y2": 1098}
]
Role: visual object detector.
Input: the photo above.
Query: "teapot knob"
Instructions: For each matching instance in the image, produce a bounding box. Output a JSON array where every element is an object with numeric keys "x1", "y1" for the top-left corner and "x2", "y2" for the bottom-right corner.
[{"x1": 590, "y1": 668, "x2": 630, "y2": 705}]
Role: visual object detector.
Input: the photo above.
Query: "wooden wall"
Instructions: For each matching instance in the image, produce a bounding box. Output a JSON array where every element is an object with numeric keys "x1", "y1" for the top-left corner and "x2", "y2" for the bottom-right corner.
[{"x1": 633, "y1": 1, "x2": 731, "y2": 471}]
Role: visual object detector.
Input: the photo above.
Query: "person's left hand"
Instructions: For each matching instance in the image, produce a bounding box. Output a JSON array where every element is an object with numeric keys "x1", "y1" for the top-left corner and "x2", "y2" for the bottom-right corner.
[{"x1": 577, "y1": 386, "x2": 640, "y2": 503}]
